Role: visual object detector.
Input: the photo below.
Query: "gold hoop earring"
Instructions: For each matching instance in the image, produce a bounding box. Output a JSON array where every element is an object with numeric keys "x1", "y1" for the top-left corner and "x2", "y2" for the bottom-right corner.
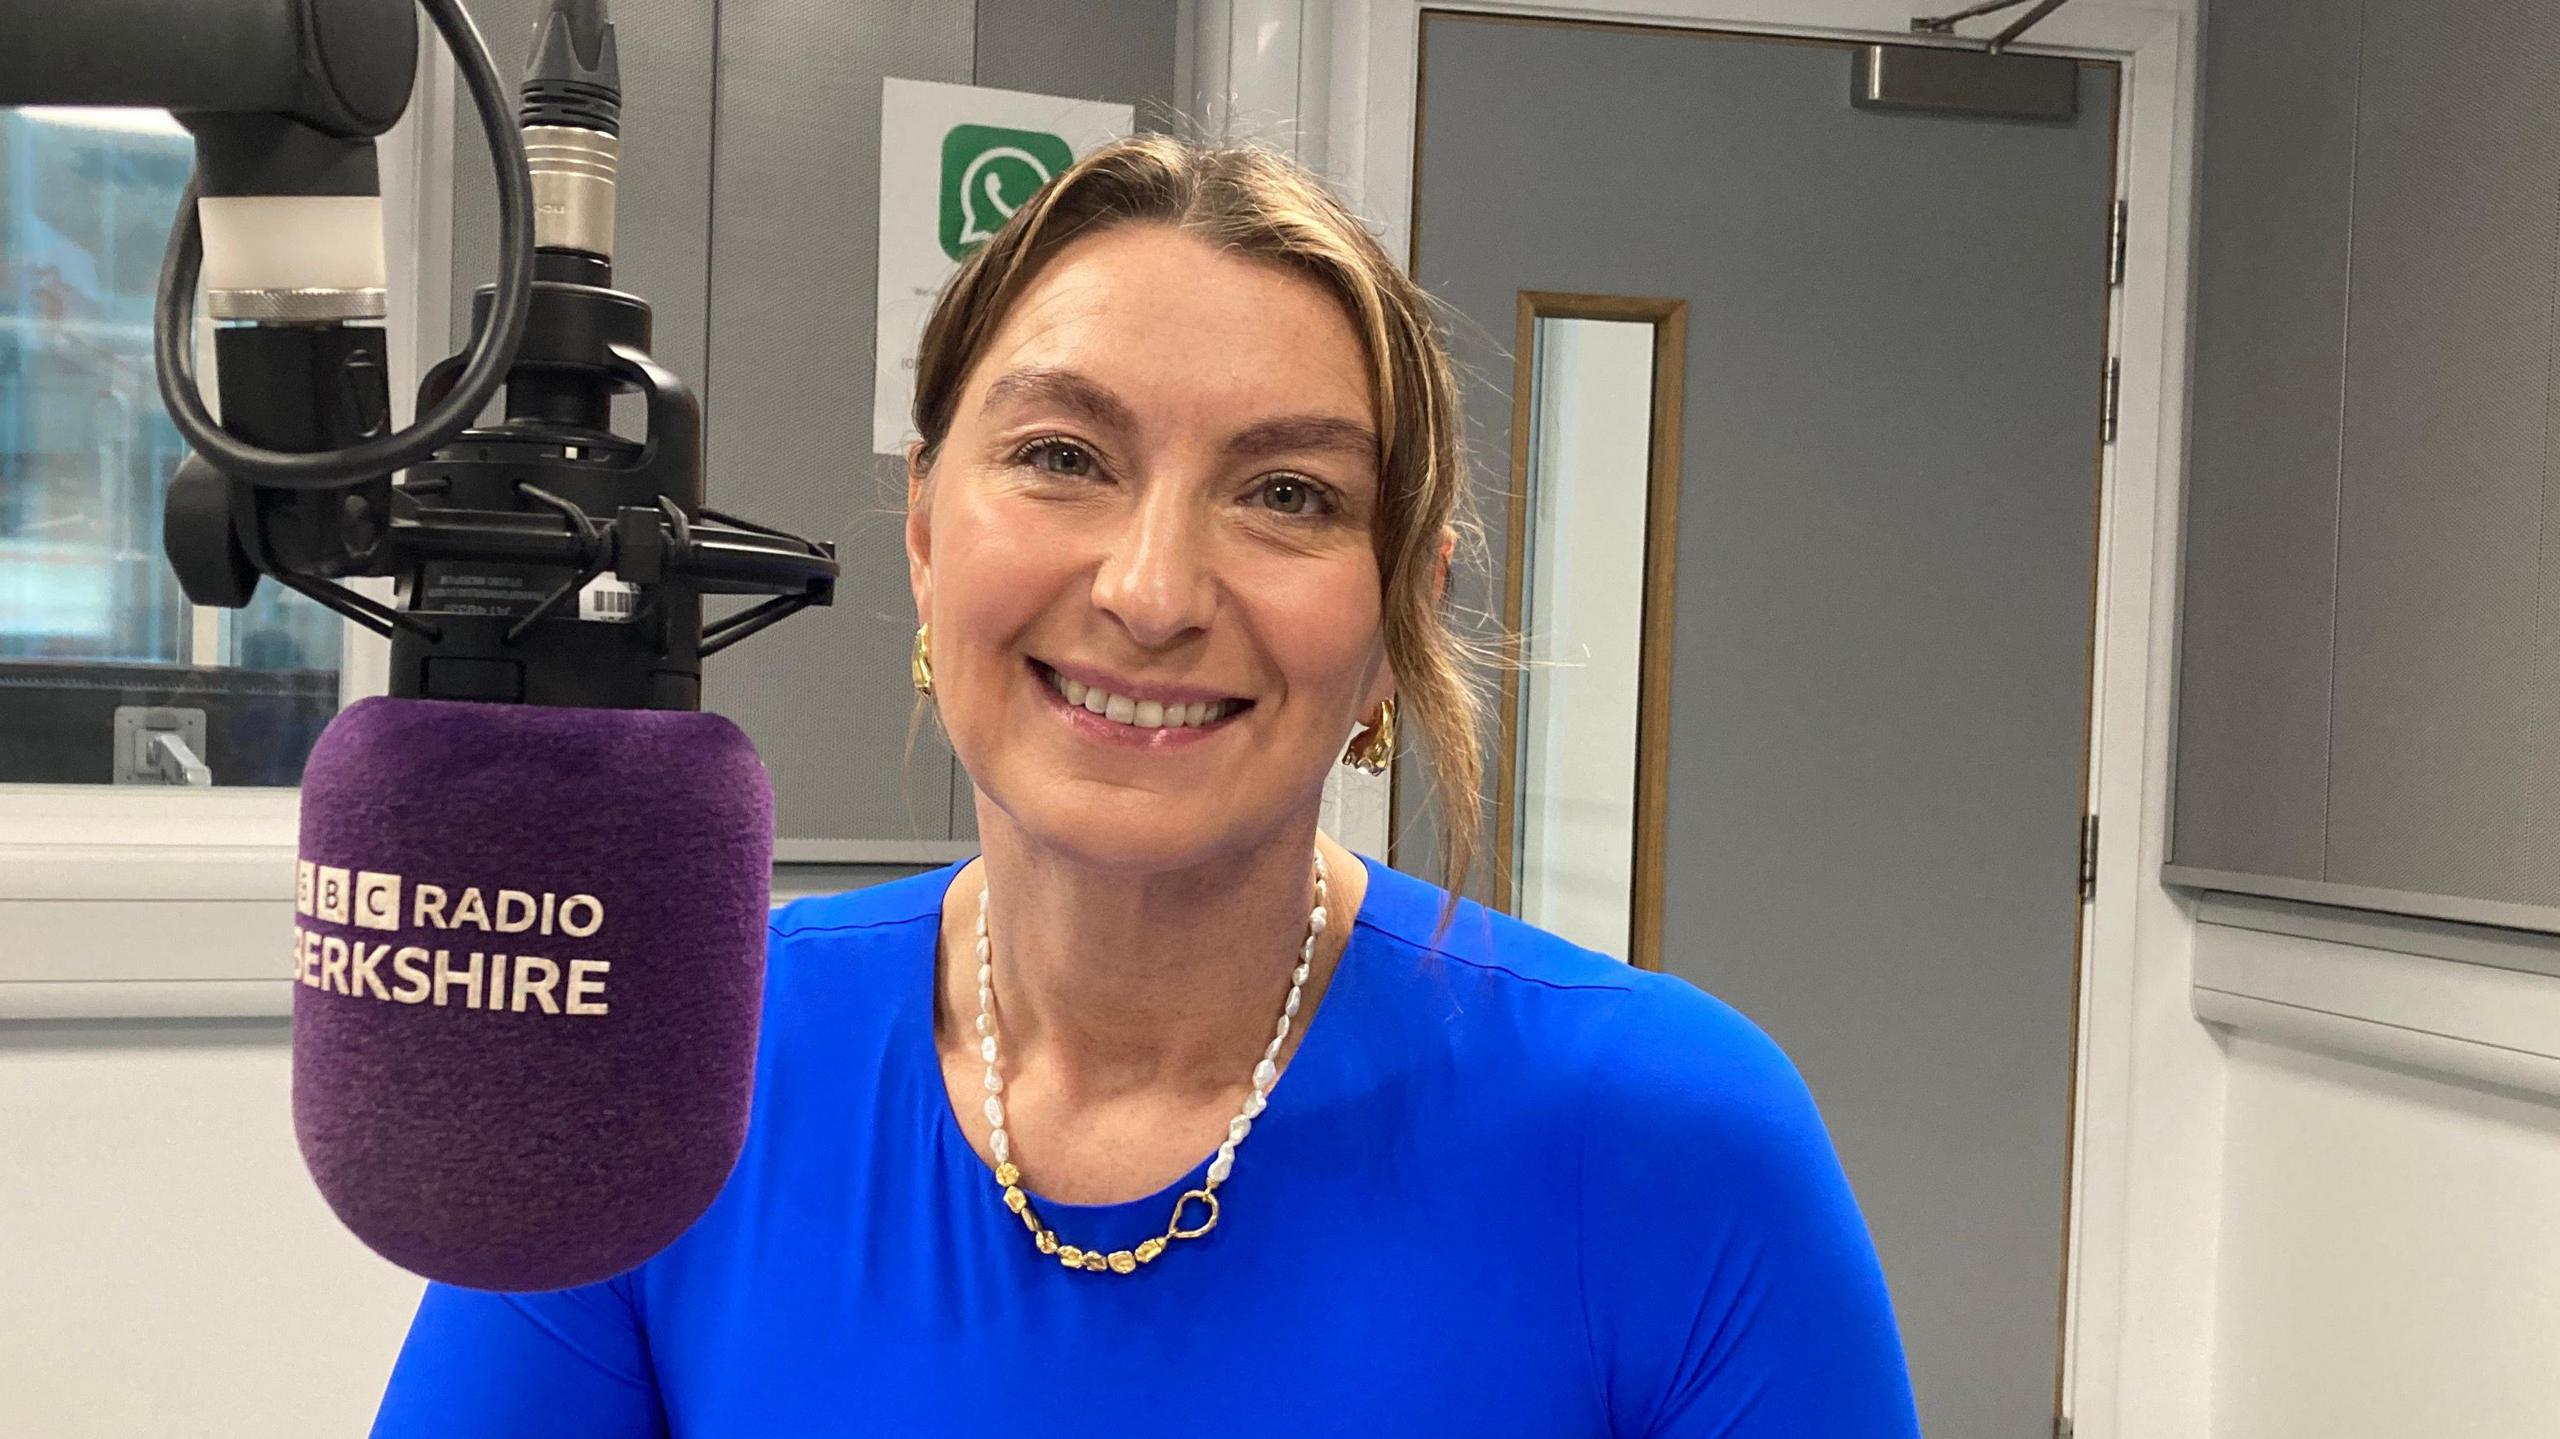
[
  {"x1": 1342, "y1": 698, "x2": 1396, "y2": 775},
  {"x1": 911, "y1": 624, "x2": 934, "y2": 696}
]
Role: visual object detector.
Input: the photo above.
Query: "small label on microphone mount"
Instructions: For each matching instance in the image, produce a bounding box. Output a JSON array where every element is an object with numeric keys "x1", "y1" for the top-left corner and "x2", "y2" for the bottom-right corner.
[
  {"x1": 414, "y1": 565, "x2": 643, "y2": 624},
  {"x1": 578, "y1": 576, "x2": 642, "y2": 623},
  {"x1": 417, "y1": 565, "x2": 551, "y2": 619}
]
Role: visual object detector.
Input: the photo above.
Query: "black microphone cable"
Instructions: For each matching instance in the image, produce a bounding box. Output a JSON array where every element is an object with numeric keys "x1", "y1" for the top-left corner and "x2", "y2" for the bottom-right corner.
[{"x1": 150, "y1": 0, "x2": 536, "y2": 490}]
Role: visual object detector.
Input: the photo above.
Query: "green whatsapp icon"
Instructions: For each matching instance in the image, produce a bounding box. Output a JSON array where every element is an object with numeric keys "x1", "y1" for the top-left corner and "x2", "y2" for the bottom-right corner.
[{"x1": 939, "y1": 123, "x2": 1077, "y2": 261}]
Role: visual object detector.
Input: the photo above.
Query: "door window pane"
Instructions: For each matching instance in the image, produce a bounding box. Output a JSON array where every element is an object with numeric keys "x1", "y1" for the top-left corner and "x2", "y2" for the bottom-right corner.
[{"x1": 1514, "y1": 316, "x2": 1655, "y2": 960}]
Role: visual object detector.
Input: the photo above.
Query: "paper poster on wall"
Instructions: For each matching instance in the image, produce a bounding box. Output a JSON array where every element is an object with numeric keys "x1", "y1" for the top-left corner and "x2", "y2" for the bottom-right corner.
[{"x1": 873, "y1": 78, "x2": 1134, "y2": 457}]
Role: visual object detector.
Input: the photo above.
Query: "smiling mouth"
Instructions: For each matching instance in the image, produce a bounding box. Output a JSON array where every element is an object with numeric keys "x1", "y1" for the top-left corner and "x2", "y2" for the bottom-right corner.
[{"x1": 1030, "y1": 660, "x2": 1252, "y2": 732}]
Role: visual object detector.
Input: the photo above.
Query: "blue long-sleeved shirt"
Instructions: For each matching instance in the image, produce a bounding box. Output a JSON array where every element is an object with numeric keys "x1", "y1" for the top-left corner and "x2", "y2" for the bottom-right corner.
[{"x1": 373, "y1": 855, "x2": 1918, "y2": 1435}]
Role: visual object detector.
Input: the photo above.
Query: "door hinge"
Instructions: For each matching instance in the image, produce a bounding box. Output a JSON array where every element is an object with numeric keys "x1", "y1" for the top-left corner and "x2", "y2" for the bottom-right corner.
[
  {"x1": 2101, "y1": 357, "x2": 2121, "y2": 444},
  {"x1": 2056, "y1": 1417, "x2": 2075, "y2": 1439},
  {"x1": 2078, "y1": 814, "x2": 2100, "y2": 902},
  {"x1": 2107, "y1": 198, "x2": 2127, "y2": 286}
]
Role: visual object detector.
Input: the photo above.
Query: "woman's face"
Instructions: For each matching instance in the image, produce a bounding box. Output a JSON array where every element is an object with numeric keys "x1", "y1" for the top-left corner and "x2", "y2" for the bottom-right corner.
[{"x1": 907, "y1": 223, "x2": 1392, "y2": 874}]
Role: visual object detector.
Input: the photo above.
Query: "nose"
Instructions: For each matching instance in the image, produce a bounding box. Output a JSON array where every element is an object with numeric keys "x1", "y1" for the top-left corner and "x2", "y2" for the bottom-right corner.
[{"x1": 1090, "y1": 483, "x2": 1216, "y2": 649}]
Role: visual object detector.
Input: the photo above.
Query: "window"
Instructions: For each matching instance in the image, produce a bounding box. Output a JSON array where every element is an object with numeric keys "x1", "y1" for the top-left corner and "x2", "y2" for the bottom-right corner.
[
  {"x1": 1490, "y1": 293, "x2": 1686, "y2": 971},
  {"x1": 0, "y1": 107, "x2": 344, "y2": 788}
]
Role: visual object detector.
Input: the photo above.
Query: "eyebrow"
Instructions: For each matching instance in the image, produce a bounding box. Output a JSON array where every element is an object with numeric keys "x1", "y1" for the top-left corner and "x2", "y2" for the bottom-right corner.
[
  {"x1": 1225, "y1": 415, "x2": 1379, "y2": 467},
  {"x1": 980, "y1": 367, "x2": 1138, "y2": 434},
  {"x1": 978, "y1": 366, "x2": 1380, "y2": 467}
]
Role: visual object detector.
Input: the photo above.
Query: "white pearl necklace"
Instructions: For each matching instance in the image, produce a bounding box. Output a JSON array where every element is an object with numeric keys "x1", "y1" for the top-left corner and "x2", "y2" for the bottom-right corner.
[{"x1": 974, "y1": 849, "x2": 1328, "y2": 1275}]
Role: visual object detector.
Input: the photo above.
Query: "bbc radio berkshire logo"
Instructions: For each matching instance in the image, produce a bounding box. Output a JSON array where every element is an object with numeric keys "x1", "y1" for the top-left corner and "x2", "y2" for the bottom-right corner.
[
  {"x1": 298, "y1": 862, "x2": 399, "y2": 929},
  {"x1": 293, "y1": 861, "x2": 613, "y2": 1016}
]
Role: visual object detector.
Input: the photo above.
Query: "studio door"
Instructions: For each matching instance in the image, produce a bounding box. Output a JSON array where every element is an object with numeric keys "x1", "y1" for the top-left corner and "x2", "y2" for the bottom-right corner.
[{"x1": 1406, "y1": 14, "x2": 2118, "y2": 1435}]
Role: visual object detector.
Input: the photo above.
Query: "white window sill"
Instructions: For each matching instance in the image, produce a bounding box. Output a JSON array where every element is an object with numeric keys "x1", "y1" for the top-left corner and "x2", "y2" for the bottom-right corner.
[
  {"x1": 0, "y1": 785, "x2": 302, "y2": 871},
  {"x1": 2191, "y1": 892, "x2": 2560, "y2": 1101}
]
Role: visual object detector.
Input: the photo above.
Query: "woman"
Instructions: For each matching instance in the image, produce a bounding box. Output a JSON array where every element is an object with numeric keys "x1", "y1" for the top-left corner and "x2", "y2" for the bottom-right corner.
[{"x1": 373, "y1": 135, "x2": 1918, "y2": 1436}]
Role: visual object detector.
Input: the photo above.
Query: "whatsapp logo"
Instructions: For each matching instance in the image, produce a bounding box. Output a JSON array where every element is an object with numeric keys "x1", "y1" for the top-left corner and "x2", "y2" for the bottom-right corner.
[{"x1": 939, "y1": 123, "x2": 1076, "y2": 261}]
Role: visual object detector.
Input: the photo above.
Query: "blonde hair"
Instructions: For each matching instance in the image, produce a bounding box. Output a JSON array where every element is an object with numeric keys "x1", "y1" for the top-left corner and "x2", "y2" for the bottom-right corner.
[{"x1": 910, "y1": 134, "x2": 1487, "y2": 922}]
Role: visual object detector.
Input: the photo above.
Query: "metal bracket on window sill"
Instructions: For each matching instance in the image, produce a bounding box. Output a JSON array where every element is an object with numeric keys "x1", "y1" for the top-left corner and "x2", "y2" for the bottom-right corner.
[{"x1": 112, "y1": 706, "x2": 213, "y2": 787}]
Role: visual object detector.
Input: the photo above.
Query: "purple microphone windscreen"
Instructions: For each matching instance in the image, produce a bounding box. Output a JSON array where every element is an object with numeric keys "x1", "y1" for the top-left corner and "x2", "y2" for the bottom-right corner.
[{"x1": 290, "y1": 696, "x2": 773, "y2": 1292}]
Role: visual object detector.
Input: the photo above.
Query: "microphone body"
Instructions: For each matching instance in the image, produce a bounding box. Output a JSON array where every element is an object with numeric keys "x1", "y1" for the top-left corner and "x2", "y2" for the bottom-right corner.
[{"x1": 292, "y1": 697, "x2": 773, "y2": 1291}]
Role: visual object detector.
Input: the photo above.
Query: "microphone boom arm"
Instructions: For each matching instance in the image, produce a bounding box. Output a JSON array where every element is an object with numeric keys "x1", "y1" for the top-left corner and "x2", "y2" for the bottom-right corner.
[{"x1": 4, "y1": 0, "x2": 838, "y2": 712}]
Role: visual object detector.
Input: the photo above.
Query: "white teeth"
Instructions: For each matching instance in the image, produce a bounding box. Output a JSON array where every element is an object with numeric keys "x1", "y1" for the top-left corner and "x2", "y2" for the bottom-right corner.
[{"x1": 1043, "y1": 666, "x2": 1234, "y2": 728}]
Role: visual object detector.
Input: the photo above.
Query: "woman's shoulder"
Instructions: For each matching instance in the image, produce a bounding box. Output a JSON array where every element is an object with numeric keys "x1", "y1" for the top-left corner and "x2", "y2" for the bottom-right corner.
[
  {"x1": 766, "y1": 863, "x2": 955, "y2": 949},
  {"x1": 1369, "y1": 869, "x2": 1862, "y2": 1285},
  {"x1": 730, "y1": 869, "x2": 954, "y2": 1102},
  {"x1": 755, "y1": 865, "x2": 954, "y2": 1025},
  {"x1": 1355, "y1": 858, "x2": 1809, "y2": 1131},
  {"x1": 1356, "y1": 869, "x2": 1914, "y2": 1429}
]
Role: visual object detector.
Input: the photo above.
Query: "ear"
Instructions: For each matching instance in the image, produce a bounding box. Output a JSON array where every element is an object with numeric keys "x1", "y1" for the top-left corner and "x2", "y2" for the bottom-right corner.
[
  {"x1": 1363, "y1": 526, "x2": 1457, "y2": 721},
  {"x1": 905, "y1": 439, "x2": 934, "y2": 622}
]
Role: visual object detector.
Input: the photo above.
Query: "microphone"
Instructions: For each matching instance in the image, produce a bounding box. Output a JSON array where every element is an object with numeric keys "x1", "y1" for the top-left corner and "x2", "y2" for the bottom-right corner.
[
  {"x1": 118, "y1": 0, "x2": 833, "y2": 1289},
  {"x1": 17, "y1": 0, "x2": 826, "y2": 1291},
  {"x1": 280, "y1": 0, "x2": 815, "y2": 1292},
  {"x1": 290, "y1": 696, "x2": 773, "y2": 1291}
]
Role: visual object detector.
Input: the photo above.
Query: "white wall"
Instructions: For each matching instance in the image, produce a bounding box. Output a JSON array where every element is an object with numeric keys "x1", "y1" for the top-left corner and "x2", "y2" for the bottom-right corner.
[
  {"x1": 2192, "y1": 903, "x2": 2560, "y2": 1438},
  {"x1": 2213, "y1": 1032, "x2": 2560, "y2": 1436},
  {"x1": 0, "y1": 1020, "x2": 423, "y2": 1437}
]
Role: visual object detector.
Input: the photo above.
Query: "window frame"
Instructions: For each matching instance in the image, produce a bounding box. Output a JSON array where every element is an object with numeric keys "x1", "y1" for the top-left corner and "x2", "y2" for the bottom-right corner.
[
  {"x1": 1481, "y1": 291, "x2": 1685, "y2": 973},
  {"x1": 0, "y1": 48, "x2": 451, "y2": 926}
]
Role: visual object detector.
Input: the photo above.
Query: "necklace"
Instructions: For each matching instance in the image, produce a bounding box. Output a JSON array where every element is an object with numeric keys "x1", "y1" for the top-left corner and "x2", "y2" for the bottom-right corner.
[{"x1": 974, "y1": 849, "x2": 1327, "y2": 1275}]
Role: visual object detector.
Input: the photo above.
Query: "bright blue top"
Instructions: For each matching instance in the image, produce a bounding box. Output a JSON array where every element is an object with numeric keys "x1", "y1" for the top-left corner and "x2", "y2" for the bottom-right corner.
[{"x1": 373, "y1": 856, "x2": 1918, "y2": 1437}]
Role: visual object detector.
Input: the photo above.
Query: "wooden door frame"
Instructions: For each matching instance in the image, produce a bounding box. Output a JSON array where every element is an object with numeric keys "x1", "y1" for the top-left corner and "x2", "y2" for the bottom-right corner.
[{"x1": 1485, "y1": 292, "x2": 1686, "y2": 972}]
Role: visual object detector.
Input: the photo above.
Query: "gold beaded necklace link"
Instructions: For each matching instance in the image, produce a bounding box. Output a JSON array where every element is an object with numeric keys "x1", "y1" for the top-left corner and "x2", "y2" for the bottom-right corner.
[
  {"x1": 977, "y1": 853, "x2": 1324, "y2": 1275},
  {"x1": 999, "y1": 1165, "x2": 1216, "y2": 1274}
]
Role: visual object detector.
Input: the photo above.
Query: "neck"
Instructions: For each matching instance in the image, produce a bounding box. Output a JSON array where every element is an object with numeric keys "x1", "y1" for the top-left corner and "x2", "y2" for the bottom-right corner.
[{"x1": 942, "y1": 814, "x2": 1361, "y2": 1104}]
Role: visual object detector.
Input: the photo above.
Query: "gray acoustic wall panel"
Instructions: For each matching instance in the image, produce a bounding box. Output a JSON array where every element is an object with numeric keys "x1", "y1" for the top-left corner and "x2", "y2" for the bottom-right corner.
[
  {"x1": 2322, "y1": 0, "x2": 2559, "y2": 906},
  {"x1": 975, "y1": 0, "x2": 1182, "y2": 130},
  {"x1": 698, "y1": 0, "x2": 977, "y2": 854},
  {"x1": 2167, "y1": 0, "x2": 2359, "y2": 882},
  {"x1": 2541, "y1": 383, "x2": 2560, "y2": 910}
]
